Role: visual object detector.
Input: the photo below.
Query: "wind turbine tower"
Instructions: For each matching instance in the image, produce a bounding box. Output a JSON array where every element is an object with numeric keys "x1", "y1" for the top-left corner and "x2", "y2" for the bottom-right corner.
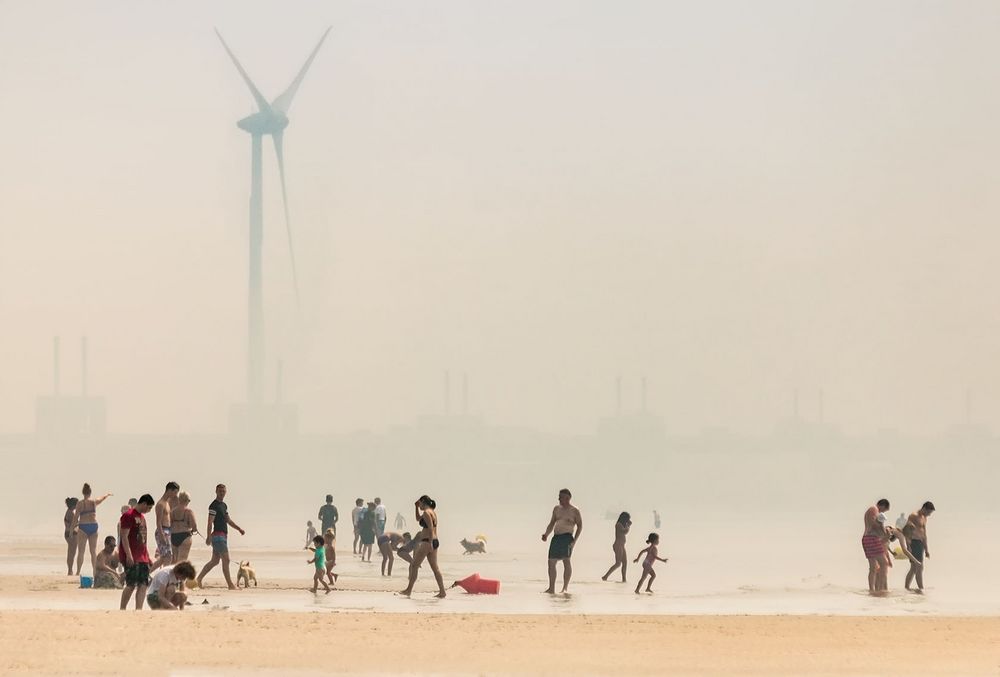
[{"x1": 215, "y1": 27, "x2": 331, "y2": 423}]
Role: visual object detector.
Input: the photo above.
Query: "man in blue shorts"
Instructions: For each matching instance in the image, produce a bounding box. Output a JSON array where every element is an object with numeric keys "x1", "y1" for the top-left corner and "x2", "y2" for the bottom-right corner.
[{"x1": 196, "y1": 483, "x2": 245, "y2": 590}]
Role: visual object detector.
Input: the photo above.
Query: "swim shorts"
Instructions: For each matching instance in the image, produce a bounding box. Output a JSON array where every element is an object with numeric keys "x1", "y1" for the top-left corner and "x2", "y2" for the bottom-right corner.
[
  {"x1": 211, "y1": 534, "x2": 229, "y2": 556},
  {"x1": 155, "y1": 529, "x2": 172, "y2": 559},
  {"x1": 909, "y1": 539, "x2": 925, "y2": 562},
  {"x1": 548, "y1": 533, "x2": 574, "y2": 559},
  {"x1": 862, "y1": 534, "x2": 885, "y2": 559},
  {"x1": 124, "y1": 562, "x2": 150, "y2": 587}
]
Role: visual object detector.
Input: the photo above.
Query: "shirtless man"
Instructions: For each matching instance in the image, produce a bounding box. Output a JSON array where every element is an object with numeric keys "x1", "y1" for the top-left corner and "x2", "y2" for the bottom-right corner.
[
  {"x1": 94, "y1": 536, "x2": 122, "y2": 588},
  {"x1": 904, "y1": 501, "x2": 935, "y2": 593},
  {"x1": 541, "y1": 488, "x2": 583, "y2": 594},
  {"x1": 150, "y1": 482, "x2": 180, "y2": 572},
  {"x1": 862, "y1": 498, "x2": 891, "y2": 594}
]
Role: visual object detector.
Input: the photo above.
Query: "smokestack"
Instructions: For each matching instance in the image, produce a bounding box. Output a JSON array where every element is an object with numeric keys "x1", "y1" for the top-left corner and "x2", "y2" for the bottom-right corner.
[
  {"x1": 616, "y1": 375, "x2": 622, "y2": 416},
  {"x1": 641, "y1": 376, "x2": 647, "y2": 412},
  {"x1": 276, "y1": 359, "x2": 283, "y2": 405},
  {"x1": 444, "y1": 371, "x2": 451, "y2": 415},
  {"x1": 53, "y1": 336, "x2": 60, "y2": 397},
  {"x1": 818, "y1": 388, "x2": 824, "y2": 423},
  {"x1": 462, "y1": 373, "x2": 468, "y2": 416},
  {"x1": 81, "y1": 336, "x2": 88, "y2": 398}
]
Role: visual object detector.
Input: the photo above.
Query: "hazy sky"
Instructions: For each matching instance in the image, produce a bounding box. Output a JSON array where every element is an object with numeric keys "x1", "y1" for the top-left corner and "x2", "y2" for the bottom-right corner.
[{"x1": 1, "y1": 1, "x2": 999, "y2": 434}]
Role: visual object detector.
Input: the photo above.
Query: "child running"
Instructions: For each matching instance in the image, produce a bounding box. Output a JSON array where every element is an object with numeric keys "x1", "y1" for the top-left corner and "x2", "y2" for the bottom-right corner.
[
  {"x1": 633, "y1": 532, "x2": 668, "y2": 594},
  {"x1": 323, "y1": 528, "x2": 338, "y2": 587},
  {"x1": 307, "y1": 535, "x2": 331, "y2": 594}
]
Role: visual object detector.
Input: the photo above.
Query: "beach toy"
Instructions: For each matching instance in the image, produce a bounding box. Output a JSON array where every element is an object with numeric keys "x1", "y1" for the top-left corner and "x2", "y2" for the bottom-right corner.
[
  {"x1": 451, "y1": 573, "x2": 500, "y2": 595},
  {"x1": 79, "y1": 576, "x2": 93, "y2": 589}
]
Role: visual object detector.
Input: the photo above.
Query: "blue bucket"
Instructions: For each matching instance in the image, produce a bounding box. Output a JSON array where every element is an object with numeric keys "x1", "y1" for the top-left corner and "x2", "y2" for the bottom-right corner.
[{"x1": 80, "y1": 576, "x2": 93, "y2": 589}]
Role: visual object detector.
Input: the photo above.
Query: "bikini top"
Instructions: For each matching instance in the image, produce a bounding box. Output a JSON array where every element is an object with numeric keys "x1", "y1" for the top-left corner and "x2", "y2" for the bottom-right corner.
[
  {"x1": 418, "y1": 513, "x2": 436, "y2": 530},
  {"x1": 171, "y1": 508, "x2": 191, "y2": 530}
]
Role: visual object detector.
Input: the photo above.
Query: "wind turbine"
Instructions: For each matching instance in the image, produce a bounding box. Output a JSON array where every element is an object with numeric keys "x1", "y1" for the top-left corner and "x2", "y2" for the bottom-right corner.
[{"x1": 215, "y1": 26, "x2": 331, "y2": 406}]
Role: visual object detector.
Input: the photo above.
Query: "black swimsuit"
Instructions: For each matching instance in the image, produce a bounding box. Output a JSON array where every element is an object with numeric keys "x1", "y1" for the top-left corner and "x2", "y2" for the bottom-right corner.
[{"x1": 418, "y1": 515, "x2": 440, "y2": 550}]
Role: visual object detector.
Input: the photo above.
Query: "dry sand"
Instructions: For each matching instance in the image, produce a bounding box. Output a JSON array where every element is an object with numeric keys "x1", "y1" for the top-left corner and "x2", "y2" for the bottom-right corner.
[{"x1": 2, "y1": 575, "x2": 999, "y2": 675}]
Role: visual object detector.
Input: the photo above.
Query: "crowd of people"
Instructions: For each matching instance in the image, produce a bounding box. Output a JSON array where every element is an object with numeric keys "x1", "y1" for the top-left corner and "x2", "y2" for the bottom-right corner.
[
  {"x1": 61, "y1": 482, "x2": 939, "y2": 610},
  {"x1": 63, "y1": 482, "x2": 245, "y2": 610}
]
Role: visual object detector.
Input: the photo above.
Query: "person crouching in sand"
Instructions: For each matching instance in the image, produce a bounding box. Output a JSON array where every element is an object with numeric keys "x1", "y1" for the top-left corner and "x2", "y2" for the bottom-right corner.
[
  {"x1": 307, "y1": 535, "x2": 331, "y2": 594},
  {"x1": 633, "y1": 533, "x2": 668, "y2": 593},
  {"x1": 147, "y1": 561, "x2": 196, "y2": 610},
  {"x1": 95, "y1": 536, "x2": 122, "y2": 588}
]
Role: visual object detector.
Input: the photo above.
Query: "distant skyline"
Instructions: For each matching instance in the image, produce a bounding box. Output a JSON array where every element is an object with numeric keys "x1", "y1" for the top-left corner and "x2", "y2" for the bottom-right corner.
[{"x1": 2, "y1": 1, "x2": 1000, "y2": 435}]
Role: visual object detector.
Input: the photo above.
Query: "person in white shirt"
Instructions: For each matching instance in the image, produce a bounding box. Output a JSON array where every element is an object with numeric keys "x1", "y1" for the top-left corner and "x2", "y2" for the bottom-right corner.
[
  {"x1": 147, "y1": 561, "x2": 196, "y2": 610},
  {"x1": 374, "y1": 497, "x2": 387, "y2": 537}
]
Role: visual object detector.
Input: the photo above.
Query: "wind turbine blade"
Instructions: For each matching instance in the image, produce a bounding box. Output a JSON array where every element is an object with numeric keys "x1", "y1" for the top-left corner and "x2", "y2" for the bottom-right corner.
[
  {"x1": 273, "y1": 130, "x2": 301, "y2": 311},
  {"x1": 214, "y1": 28, "x2": 272, "y2": 112},
  {"x1": 271, "y1": 26, "x2": 332, "y2": 114}
]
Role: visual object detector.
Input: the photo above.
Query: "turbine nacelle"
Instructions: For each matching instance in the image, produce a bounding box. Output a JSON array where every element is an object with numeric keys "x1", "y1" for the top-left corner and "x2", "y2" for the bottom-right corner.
[{"x1": 237, "y1": 110, "x2": 289, "y2": 136}]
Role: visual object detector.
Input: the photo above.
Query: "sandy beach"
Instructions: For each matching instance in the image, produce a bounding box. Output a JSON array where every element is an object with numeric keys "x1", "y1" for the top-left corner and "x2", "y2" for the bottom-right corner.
[
  {"x1": 0, "y1": 574, "x2": 997, "y2": 676},
  {"x1": 3, "y1": 606, "x2": 1000, "y2": 676}
]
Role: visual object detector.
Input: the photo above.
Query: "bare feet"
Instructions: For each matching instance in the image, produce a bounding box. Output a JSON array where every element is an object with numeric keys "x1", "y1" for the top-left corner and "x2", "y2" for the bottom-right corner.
[
  {"x1": 435, "y1": 591, "x2": 447, "y2": 598},
  {"x1": 398, "y1": 589, "x2": 412, "y2": 596},
  {"x1": 542, "y1": 588, "x2": 555, "y2": 594},
  {"x1": 601, "y1": 575, "x2": 609, "y2": 581}
]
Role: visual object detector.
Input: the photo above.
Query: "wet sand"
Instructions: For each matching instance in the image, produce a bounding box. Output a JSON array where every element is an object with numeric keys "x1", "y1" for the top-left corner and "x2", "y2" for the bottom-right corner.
[{"x1": 2, "y1": 605, "x2": 1000, "y2": 676}]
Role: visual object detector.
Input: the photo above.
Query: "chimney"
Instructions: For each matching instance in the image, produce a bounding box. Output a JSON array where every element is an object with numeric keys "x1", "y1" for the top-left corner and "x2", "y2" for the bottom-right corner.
[
  {"x1": 81, "y1": 336, "x2": 88, "y2": 398},
  {"x1": 53, "y1": 336, "x2": 61, "y2": 397}
]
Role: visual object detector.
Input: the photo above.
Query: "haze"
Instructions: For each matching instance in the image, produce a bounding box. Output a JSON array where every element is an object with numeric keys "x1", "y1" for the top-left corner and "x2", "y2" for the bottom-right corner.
[{"x1": 2, "y1": 0, "x2": 999, "y2": 439}]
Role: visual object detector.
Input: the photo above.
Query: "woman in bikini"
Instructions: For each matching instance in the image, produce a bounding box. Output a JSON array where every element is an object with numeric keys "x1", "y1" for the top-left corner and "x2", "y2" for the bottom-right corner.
[
  {"x1": 169, "y1": 491, "x2": 199, "y2": 564},
  {"x1": 74, "y1": 483, "x2": 112, "y2": 577},
  {"x1": 399, "y1": 495, "x2": 447, "y2": 598},
  {"x1": 63, "y1": 497, "x2": 79, "y2": 576},
  {"x1": 602, "y1": 511, "x2": 631, "y2": 583}
]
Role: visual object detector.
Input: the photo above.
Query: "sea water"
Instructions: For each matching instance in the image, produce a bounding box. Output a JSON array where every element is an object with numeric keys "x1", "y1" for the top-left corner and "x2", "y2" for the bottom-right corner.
[{"x1": 2, "y1": 510, "x2": 995, "y2": 616}]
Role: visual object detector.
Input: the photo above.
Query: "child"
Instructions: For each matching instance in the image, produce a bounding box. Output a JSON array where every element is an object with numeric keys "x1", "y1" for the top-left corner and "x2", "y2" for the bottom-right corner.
[
  {"x1": 324, "y1": 528, "x2": 338, "y2": 586},
  {"x1": 632, "y1": 532, "x2": 668, "y2": 594},
  {"x1": 304, "y1": 521, "x2": 317, "y2": 549},
  {"x1": 307, "y1": 535, "x2": 331, "y2": 594}
]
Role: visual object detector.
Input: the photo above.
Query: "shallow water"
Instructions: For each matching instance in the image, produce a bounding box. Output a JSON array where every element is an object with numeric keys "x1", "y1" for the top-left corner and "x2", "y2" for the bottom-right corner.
[{"x1": 2, "y1": 531, "x2": 996, "y2": 616}]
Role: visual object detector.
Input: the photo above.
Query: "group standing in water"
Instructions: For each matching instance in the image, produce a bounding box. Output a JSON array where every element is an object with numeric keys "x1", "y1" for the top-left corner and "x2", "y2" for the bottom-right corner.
[{"x1": 862, "y1": 498, "x2": 935, "y2": 595}]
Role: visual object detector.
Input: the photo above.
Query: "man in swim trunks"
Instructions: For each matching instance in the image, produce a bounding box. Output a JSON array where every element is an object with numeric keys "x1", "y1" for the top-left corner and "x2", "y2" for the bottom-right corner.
[
  {"x1": 541, "y1": 488, "x2": 583, "y2": 594},
  {"x1": 904, "y1": 501, "x2": 935, "y2": 593},
  {"x1": 862, "y1": 498, "x2": 891, "y2": 594},
  {"x1": 196, "y1": 483, "x2": 245, "y2": 590},
  {"x1": 119, "y1": 494, "x2": 154, "y2": 610},
  {"x1": 151, "y1": 481, "x2": 180, "y2": 572}
]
